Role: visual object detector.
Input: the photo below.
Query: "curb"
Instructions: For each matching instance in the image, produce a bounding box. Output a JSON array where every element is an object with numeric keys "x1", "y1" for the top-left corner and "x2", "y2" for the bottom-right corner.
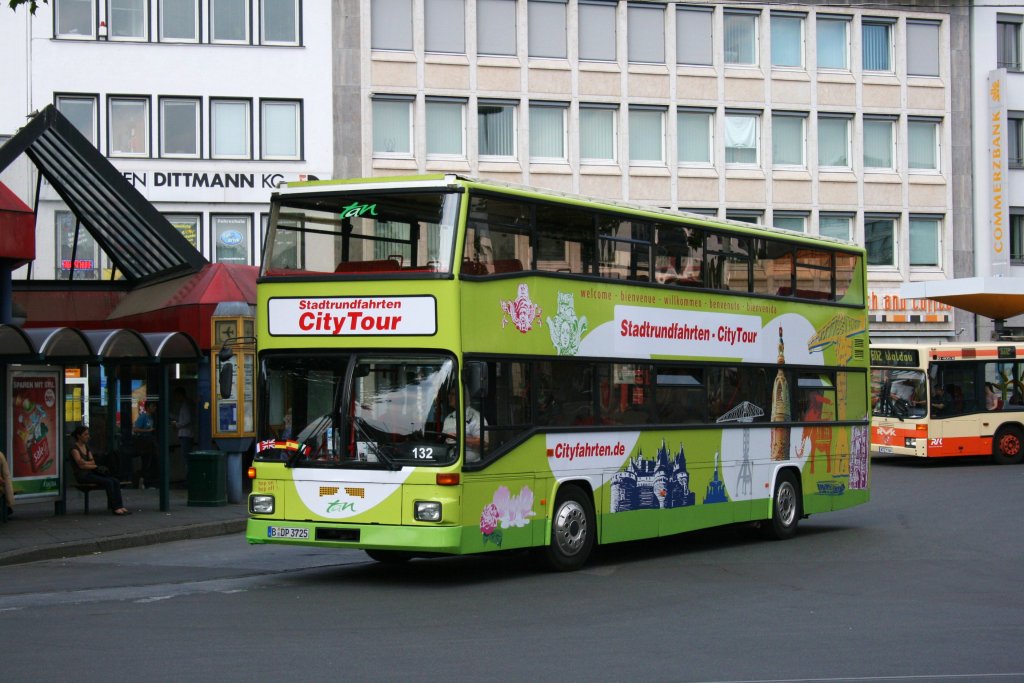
[{"x1": 0, "y1": 519, "x2": 247, "y2": 567}]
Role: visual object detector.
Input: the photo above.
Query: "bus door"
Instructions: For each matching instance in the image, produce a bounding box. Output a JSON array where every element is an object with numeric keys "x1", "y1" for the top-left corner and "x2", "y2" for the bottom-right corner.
[{"x1": 927, "y1": 364, "x2": 982, "y2": 457}]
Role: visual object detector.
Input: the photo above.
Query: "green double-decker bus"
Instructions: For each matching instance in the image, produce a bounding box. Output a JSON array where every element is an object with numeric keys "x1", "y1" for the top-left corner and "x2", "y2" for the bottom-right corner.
[{"x1": 247, "y1": 174, "x2": 871, "y2": 570}]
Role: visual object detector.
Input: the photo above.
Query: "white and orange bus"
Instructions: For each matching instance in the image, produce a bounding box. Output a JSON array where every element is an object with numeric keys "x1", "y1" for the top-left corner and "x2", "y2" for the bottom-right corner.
[{"x1": 870, "y1": 343, "x2": 1024, "y2": 464}]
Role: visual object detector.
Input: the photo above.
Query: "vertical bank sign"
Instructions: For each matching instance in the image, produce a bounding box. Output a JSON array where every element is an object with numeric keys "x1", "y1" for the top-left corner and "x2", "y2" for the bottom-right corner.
[
  {"x1": 989, "y1": 69, "x2": 1010, "y2": 276},
  {"x1": 267, "y1": 296, "x2": 438, "y2": 336}
]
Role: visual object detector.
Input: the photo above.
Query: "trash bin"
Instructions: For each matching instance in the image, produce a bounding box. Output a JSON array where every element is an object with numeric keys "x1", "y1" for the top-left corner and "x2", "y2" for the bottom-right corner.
[{"x1": 187, "y1": 450, "x2": 227, "y2": 507}]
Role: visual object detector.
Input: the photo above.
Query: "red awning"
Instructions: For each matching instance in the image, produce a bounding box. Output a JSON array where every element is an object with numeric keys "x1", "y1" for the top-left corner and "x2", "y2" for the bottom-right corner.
[
  {"x1": 106, "y1": 263, "x2": 257, "y2": 348},
  {"x1": 0, "y1": 181, "x2": 35, "y2": 264}
]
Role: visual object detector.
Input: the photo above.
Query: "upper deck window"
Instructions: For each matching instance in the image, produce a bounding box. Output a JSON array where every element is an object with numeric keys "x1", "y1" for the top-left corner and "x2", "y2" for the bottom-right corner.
[{"x1": 262, "y1": 189, "x2": 460, "y2": 277}]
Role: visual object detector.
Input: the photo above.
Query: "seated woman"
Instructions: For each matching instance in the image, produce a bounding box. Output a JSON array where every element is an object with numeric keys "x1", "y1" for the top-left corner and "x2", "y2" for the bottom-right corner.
[{"x1": 70, "y1": 426, "x2": 130, "y2": 516}]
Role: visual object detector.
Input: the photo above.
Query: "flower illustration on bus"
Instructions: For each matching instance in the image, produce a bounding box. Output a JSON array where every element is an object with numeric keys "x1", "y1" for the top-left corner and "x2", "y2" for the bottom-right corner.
[{"x1": 480, "y1": 485, "x2": 536, "y2": 546}]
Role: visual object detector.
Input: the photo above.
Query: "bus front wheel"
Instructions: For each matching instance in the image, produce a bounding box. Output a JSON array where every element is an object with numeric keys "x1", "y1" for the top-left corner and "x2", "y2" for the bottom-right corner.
[
  {"x1": 993, "y1": 426, "x2": 1024, "y2": 465},
  {"x1": 543, "y1": 485, "x2": 595, "y2": 572},
  {"x1": 762, "y1": 471, "x2": 801, "y2": 540}
]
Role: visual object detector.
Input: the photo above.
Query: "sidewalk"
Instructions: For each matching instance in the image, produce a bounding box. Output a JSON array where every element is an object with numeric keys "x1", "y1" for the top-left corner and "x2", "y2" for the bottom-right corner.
[{"x1": 0, "y1": 485, "x2": 249, "y2": 566}]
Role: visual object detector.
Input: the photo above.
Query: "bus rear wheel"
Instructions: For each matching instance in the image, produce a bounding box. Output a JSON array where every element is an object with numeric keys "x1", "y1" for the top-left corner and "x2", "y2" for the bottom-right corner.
[
  {"x1": 992, "y1": 426, "x2": 1024, "y2": 465},
  {"x1": 762, "y1": 470, "x2": 801, "y2": 540},
  {"x1": 543, "y1": 485, "x2": 595, "y2": 572}
]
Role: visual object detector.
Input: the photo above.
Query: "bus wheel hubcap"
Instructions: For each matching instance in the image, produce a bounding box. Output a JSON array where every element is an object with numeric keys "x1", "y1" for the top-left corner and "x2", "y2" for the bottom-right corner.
[
  {"x1": 554, "y1": 501, "x2": 587, "y2": 556},
  {"x1": 777, "y1": 483, "x2": 796, "y2": 526}
]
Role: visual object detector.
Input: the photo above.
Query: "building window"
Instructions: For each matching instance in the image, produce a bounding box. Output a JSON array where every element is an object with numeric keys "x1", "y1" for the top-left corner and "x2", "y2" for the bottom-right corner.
[
  {"x1": 678, "y1": 109, "x2": 712, "y2": 164},
  {"x1": 108, "y1": 97, "x2": 149, "y2": 157},
  {"x1": 819, "y1": 214, "x2": 851, "y2": 240},
  {"x1": 477, "y1": 0, "x2": 516, "y2": 56},
  {"x1": 818, "y1": 115, "x2": 850, "y2": 169},
  {"x1": 213, "y1": 215, "x2": 252, "y2": 265},
  {"x1": 164, "y1": 213, "x2": 201, "y2": 251},
  {"x1": 774, "y1": 213, "x2": 807, "y2": 232},
  {"x1": 56, "y1": 210, "x2": 100, "y2": 280},
  {"x1": 160, "y1": 0, "x2": 199, "y2": 42},
  {"x1": 211, "y1": 99, "x2": 251, "y2": 158},
  {"x1": 862, "y1": 18, "x2": 893, "y2": 72},
  {"x1": 579, "y1": 0, "x2": 615, "y2": 62},
  {"x1": 907, "y1": 20, "x2": 939, "y2": 77},
  {"x1": 109, "y1": 0, "x2": 147, "y2": 40},
  {"x1": 372, "y1": 97, "x2": 412, "y2": 157},
  {"x1": 908, "y1": 118, "x2": 939, "y2": 171},
  {"x1": 676, "y1": 6, "x2": 712, "y2": 66},
  {"x1": 371, "y1": 0, "x2": 412, "y2": 51},
  {"x1": 998, "y1": 15, "x2": 1022, "y2": 71},
  {"x1": 1010, "y1": 114, "x2": 1024, "y2": 168},
  {"x1": 725, "y1": 111, "x2": 759, "y2": 165},
  {"x1": 628, "y1": 3, "x2": 664, "y2": 64},
  {"x1": 426, "y1": 99, "x2": 466, "y2": 159},
  {"x1": 478, "y1": 101, "x2": 517, "y2": 159},
  {"x1": 528, "y1": 0, "x2": 567, "y2": 59},
  {"x1": 1011, "y1": 212, "x2": 1024, "y2": 263},
  {"x1": 772, "y1": 112, "x2": 805, "y2": 167},
  {"x1": 425, "y1": 0, "x2": 465, "y2": 54},
  {"x1": 629, "y1": 108, "x2": 664, "y2": 164},
  {"x1": 211, "y1": 0, "x2": 250, "y2": 43},
  {"x1": 726, "y1": 210, "x2": 761, "y2": 225},
  {"x1": 724, "y1": 10, "x2": 758, "y2": 66},
  {"x1": 771, "y1": 13, "x2": 803, "y2": 68},
  {"x1": 864, "y1": 117, "x2": 895, "y2": 170},
  {"x1": 530, "y1": 103, "x2": 567, "y2": 162},
  {"x1": 261, "y1": 100, "x2": 301, "y2": 160},
  {"x1": 160, "y1": 98, "x2": 200, "y2": 158},
  {"x1": 580, "y1": 104, "x2": 616, "y2": 163},
  {"x1": 56, "y1": 95, "x2": 97, "y2": 145},
  {"x1": 909, "y1": 216, "x2": 941, "y2": 267},
  {"x1": 817, "y1": 15, "x2": 849, "y2": 70},
  {"x1": 55, "y1": 0, "x2": 95, "y2": 38},
  {"x1": 865, "y1": 216, "x2": 896, "y2": 267},
  {"x1": 262, "y1": 0, "x2": 299, "y2": 45}
]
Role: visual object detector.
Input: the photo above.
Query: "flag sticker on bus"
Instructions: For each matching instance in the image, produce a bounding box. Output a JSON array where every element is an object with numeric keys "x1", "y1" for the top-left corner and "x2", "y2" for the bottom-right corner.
[{"x1": 267, "y1": 296, "x2": 437, "y2": 336}]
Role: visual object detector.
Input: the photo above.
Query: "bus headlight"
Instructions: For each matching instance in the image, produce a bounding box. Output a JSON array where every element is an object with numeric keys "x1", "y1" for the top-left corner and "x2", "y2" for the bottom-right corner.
[
  {"x1": 250, "y1": 495, "x2": 275, "y2": 514},
  {"x1": 904, "y1": 437, "x2": 917, "y2": 448},
  {"x1": 414, "y1": 500, "x2": 442, "y2": 522}
]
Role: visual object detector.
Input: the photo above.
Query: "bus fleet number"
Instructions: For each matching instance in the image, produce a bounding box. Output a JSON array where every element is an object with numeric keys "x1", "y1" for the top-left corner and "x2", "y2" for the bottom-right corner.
[{"x1": 412, "y1": 447, "x2": 435, "y2": 460}]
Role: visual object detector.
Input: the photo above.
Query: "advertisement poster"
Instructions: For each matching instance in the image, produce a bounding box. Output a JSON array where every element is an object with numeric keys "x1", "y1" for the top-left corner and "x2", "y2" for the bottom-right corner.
[{"x1": 8, "y1": 368, "x2": 62, "y2": 499}]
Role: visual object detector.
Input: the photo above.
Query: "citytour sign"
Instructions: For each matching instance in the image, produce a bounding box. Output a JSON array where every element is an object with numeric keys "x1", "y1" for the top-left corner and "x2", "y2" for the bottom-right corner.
[{"x1": 989, "y1": 69, "x2": 1010, "y2": 276}]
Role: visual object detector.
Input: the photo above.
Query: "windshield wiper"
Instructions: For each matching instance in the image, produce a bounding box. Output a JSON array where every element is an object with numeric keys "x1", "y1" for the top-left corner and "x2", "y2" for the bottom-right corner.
[{"x1": 353, "y1": 417, "x2": 401, "y2": 470}]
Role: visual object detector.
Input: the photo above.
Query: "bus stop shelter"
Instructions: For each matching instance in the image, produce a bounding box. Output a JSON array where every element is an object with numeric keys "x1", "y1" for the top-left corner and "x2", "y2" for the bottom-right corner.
[
  {"x1": 0, "y1": 324, "x2": 201, "y2": 512},
  {"x1": 902, "y1": 277, "x2": 1024, "y2": 336}
]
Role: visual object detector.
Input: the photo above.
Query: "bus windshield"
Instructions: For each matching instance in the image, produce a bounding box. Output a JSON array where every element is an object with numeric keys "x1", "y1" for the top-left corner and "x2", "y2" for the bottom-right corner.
[
  {"x1": 871, "y1": 368, "x2": 927, "y2": 419},
  {"x1": 258, "y1": 353, "x2": 458, "y2": 467},
  {"x1": 262, "y1": 189, "x2": 461, "y2": 276}
]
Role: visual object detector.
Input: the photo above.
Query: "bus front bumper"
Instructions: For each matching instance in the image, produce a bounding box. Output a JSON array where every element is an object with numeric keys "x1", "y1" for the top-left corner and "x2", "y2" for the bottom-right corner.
[{"x1": 247, "y1": 518, "x2": 465, "y2": 554}]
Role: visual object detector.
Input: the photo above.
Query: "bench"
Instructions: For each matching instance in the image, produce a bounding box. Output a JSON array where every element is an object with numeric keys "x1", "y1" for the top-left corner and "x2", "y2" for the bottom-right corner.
[{"x1": 72, "y1": 482, "x2": 103, "y2": 514}]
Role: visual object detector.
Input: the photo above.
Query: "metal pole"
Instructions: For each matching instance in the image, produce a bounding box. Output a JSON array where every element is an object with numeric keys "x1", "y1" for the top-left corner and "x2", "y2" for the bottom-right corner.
[{"x1": 159, "y1": 363, "x2": 170, "y2": 512}]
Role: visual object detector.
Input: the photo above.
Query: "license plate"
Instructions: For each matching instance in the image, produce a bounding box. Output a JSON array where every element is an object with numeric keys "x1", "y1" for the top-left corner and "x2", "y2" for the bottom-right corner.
[
  {"x1": 878, "y1": 446, "x2": 894, "y2": 454},
  {"x1": 268, "y1": 526, "x2": 309, "y2": 539}
]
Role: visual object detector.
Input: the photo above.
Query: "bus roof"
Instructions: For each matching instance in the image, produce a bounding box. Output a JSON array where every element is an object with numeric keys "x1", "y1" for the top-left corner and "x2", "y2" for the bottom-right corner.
[
  {"x1": 872, "y1": 342, "x2": 1024, "y2": 363},
  {"x1": 274, "y1": 173, "x2": 863, "y2": 253}
]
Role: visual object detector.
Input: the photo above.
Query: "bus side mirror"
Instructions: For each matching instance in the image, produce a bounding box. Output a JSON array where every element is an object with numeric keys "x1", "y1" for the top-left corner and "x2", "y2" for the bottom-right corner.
[{"x1": 464, "y1": 361, "x2": 488, "y2": 399}]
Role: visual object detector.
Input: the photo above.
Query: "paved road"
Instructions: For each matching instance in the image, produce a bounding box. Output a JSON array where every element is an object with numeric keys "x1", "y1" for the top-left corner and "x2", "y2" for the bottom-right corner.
[{"x1": 0, "y1": 457, "x2": 1021, "y2": 682}]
